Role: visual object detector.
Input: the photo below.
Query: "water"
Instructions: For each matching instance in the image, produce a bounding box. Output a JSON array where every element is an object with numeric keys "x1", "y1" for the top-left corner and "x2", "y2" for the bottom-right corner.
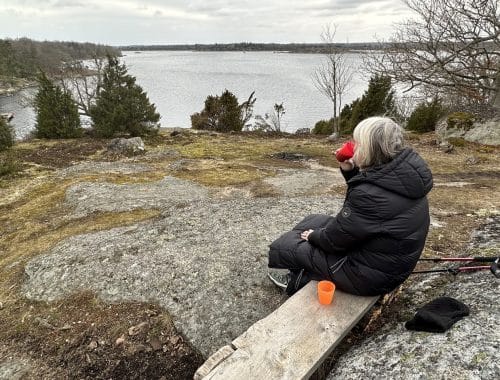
[
  {"x1": 0, "y1": 88, "x2": 36, "y2": 140},
  {"x1": 0, "y1": 51, "x2": 368, "y2": 139}
]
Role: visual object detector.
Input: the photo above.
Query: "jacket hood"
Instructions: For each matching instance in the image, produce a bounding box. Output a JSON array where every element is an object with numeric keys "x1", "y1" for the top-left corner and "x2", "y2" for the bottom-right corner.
[{"x1": 349, "y1": 148, "x2": 433, "y2": 199}]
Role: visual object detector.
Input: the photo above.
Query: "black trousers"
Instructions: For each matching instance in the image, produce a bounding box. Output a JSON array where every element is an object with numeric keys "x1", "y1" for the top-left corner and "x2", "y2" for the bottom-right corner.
[{"x1": 268, "y1": 214, "x2": 346, "y2": 295}]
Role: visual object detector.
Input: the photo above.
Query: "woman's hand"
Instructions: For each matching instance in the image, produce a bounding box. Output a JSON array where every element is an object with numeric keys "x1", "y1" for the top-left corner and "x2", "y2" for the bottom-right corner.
[
  {"x1": 339, "y1": 158, "x2": 355, "y2": 171},
  {"x1": 301, "y1": 229, "x2": 314, "y2": 241}
]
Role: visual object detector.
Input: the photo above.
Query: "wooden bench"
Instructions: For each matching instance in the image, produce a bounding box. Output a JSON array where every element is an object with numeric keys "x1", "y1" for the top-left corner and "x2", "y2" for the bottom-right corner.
[{"x1": 194, "y1": 281, "x2": 378, "y2": 380}]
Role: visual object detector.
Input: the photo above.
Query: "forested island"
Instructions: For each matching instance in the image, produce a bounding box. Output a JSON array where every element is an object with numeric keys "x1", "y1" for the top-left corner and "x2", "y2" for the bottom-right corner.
[
  {"x1": 0, "y1": 38, "x2": 119, "y2": 94},
  {"x1": 119, "y1": 42, "x2": 384, "y2": 53}
]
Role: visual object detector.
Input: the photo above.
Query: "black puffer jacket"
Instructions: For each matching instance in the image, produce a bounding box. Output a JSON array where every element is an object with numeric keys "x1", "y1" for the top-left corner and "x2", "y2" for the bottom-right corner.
[{"x1": 307, "y1": 148, "x2": 433, "y2": 295}]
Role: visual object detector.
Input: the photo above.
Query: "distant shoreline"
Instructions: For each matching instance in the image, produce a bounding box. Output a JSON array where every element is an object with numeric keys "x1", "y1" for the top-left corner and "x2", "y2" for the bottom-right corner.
[{"x1": 118, "y1": 42, "x2": 385, "y2": 54}]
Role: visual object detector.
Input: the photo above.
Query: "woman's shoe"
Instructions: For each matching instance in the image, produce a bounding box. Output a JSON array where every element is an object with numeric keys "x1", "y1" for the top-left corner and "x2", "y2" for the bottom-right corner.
[{"x1": 267, "y1": 270, "x2": 291, "y2": 290}]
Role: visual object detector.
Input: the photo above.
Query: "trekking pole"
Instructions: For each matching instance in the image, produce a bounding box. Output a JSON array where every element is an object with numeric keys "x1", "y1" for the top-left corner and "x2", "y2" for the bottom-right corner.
[
  {"x1": 418, "y1": 256, "x2": 499, "y2": 263},
  {"x1": 412, "y1": 259, "x2": 500, "y2": 278}
]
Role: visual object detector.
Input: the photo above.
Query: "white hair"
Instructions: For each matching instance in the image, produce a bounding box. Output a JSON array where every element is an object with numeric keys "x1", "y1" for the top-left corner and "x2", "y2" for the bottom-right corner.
[{"x1": 352, "y1": 117, "x2": 405, "y2": 169}]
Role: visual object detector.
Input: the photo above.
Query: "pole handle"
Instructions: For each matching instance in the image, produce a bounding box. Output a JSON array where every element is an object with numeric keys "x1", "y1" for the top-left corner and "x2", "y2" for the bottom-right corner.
[
  {"x1": 473, "y1": 257, "x2": 499, "y2": 263},
  {"x1": 491, "y1": 259, "x2": 500, "y2": 279}
]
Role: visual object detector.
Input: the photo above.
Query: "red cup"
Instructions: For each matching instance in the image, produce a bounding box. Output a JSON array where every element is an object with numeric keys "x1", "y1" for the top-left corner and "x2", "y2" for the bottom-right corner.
[
  {"x1": 335, "y1": 141, "x2": 355, "y2": 162},
  {"x1": 317, "y1": 280, "x2": 336, "y2": 305}
]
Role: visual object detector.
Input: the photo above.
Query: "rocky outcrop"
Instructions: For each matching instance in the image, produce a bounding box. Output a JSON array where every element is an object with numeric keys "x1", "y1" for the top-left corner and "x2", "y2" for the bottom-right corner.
[
  {"x1": 464, "y1": 119, "x2": 500, "y2": 146},
  {"x1": 22, "y1": 165, "x2": 346, "y2": 358},
  {"x1": 0, "y1": 358, "x2": 31, "y2": 380},
  {"x1": 64, "y1": 176, "x2": 209, "y2": 218},
  {"x1": 22, "y1": 195, "x2": 343, "y2": 358},
  {"x1": 436, "y1": 114, "x2": 500, "y2": 146},
  {"x1": 107, "y1": 137, "x2": 145, "y2": 154}
]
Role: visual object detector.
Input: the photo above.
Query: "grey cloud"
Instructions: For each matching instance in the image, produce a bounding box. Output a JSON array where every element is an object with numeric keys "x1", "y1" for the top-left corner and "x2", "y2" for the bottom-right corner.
[
  {"x1": 0, "y1": 0, "x2": 409, "y2": 44},
  {"x1": 53, "y1": 0, "x2": 86, "y2": 6},
  {"x1": 7, "y1": 0, "x2": 84, "y2": 7},
  {"x1": 297, "y1": 0, "x2": 395, "y2": 12}
]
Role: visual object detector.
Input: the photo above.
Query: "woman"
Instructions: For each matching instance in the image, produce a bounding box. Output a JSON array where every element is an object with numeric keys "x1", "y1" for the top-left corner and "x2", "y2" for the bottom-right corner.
[{"x1": 267, "y1": 117, "x2": 433, "y2": 296}]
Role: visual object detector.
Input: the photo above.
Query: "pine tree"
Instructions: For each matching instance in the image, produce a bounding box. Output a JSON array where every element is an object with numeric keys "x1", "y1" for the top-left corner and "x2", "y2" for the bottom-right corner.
[
  {"x1": 90, "y1": 56, "x2": 160, "y2": 137},
  {"x1": 34, "y1": 72, "x2": 82, "y2": 139}
]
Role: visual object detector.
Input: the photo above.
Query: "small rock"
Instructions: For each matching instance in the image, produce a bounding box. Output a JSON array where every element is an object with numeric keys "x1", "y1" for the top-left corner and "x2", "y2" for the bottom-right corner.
[
  {"x1": 168, "y1": 159, "x2": 190, "y2": 171},
  {"x1": 439, "y1": 142, "x2": 454, "y2": 153},
  {"x1": 144, "y1": 309, "x2": 157, "y2": 317},
  {"x1": 326, "y1": 132, "x2": 339, "y2": 142},
  {"x1": 127, "y1": 343, "x2": 148, "y2": 355},
  {"x1": 149, "y1": 336, "x2": 163, "y2": 351},
  {"x1": 169, "y1": 335, "x2": 182, "y2": 346},
  {"x1": 465, "y1": 156, "x2": 480, "y2": 165},
  {"x1": 107, "y1": 137, "x2": 145, "y2": 155},
  {"x1": 128, "y1": 321, "x2": 149, "y2": 336},
  {"x1": 88, "y1": 340, "x2": 98, "y2": 349},
  {"x1": 430, "y1": 218, "x2": 446, "y2": 228},
  {"x1": 115, "y1": 335, "x2": 126, "y2": 346}
]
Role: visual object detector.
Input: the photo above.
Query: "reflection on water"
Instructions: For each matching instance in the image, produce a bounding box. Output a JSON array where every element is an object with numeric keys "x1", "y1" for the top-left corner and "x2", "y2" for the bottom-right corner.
[{"x1": 1, "y1": 51, "x2": 367, "y2": 139}]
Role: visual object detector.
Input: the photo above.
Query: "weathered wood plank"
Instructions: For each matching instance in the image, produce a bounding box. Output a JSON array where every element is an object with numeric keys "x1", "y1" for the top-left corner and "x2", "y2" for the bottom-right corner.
[
  {"x1": 200, "y1": 281, "x2": 378, "y2": 380},
  {"x1": 194, "y1": 345, "x2": 235, "y2": 380}
]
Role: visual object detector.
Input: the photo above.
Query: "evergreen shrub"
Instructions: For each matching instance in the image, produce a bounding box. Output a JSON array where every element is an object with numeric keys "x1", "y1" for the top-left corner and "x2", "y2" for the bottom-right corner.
[
  {"x1": 406, "y1": 98, "x2": 445, "y2": 133},
  {"x1": 191, "y1": 90, "x2": 255, "y2": 133},
  {"x1": 312, "y1": 119, "x2": 333, "y2": 135},
  {"x1": 0, "y1": 154, "x2": 20, "y2": 177},
  {"x1": 0, "y1": 118, "x2": 14, "y2": 151}
]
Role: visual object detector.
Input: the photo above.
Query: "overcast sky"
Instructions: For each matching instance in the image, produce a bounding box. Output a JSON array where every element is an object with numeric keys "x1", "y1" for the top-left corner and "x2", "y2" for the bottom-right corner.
[{"x1": 0, "y1": 0, "x2": 412, "y2": 45}]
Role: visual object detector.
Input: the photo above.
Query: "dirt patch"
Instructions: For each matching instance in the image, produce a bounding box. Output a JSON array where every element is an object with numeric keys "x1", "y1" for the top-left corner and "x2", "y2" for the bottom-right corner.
[
  {"x1": 0, "y1": 293, "x2": 203, "y2": 379},
  {"x1": 11, "y1": 138, "x2": 107, "y2": 169}
]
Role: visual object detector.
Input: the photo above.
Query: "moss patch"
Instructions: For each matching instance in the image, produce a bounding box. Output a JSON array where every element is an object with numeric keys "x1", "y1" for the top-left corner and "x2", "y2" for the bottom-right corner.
[{"x1": 0, "y1": 209, "x2": 160, "y2": 301}]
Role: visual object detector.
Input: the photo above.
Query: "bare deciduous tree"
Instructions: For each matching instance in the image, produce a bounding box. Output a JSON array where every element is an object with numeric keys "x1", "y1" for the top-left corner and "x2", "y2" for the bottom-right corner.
[
  {"x1": 253, "y1": 103, "x2": 286, "y2": 132},
  {"x1": 365, "y1": 0, "x2": 500, "y2": 111},
  {"x1": 59, "y1": 55, "x2": 105, "y2": 117},
  {"x1": 312, "y1": 24, "x2": 354, "y2": 135}
]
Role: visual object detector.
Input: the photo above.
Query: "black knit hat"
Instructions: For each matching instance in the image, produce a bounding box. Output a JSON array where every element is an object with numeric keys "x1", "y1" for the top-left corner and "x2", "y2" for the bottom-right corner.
[{"x1": 405, "y1": 297, "x2": 470, "y2": 333}]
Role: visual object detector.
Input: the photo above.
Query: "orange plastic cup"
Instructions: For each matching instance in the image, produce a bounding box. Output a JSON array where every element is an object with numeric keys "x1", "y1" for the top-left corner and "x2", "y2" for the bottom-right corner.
[{"x1": 317, "y1": 280, "x2": 336, "y2": 305}]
